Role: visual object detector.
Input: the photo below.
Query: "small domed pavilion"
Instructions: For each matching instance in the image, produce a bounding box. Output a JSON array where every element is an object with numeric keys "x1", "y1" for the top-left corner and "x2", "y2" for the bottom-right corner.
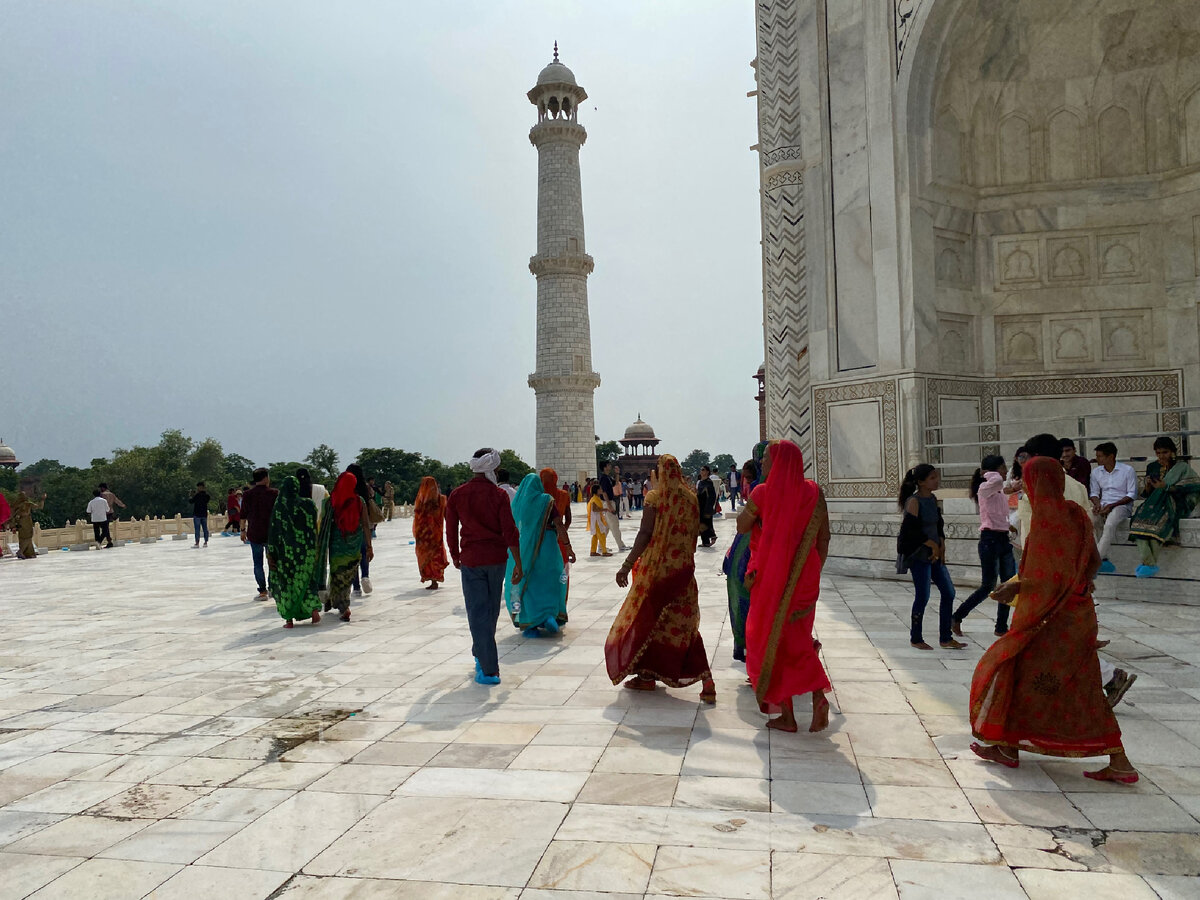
[
  {"x1": 618, "y1": 416, "x2": 661, "y2": 481},
  {"x1": 0, "y1": 439, "x2": 18, "y2": 470}
]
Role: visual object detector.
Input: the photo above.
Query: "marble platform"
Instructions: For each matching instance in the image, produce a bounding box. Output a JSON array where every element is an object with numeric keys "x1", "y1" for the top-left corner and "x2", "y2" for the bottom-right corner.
[{"x1": 0, "y1": 510, "x2": 1198, "y2": 899}]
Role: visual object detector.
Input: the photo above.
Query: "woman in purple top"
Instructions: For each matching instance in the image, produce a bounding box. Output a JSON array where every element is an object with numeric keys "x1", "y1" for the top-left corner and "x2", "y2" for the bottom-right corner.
[{"x1": 952, "y1": 455, "x2": 1015, "y2": 638}]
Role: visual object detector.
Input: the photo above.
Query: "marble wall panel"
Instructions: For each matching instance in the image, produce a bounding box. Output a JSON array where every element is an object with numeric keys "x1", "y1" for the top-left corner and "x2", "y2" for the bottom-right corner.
[
  {"x1": 934, "y1": 233, "x2": 972, "y2": 287},
  {"x1": 828, "y1": 400, "x2": 885, "y2": 481},
  {"x1": 995, "y1": 317, "x2": 1044, "y2": 371},
  {"x1": 936, "y1": 313, "x2": 974, "y2": 371},
  {"x1": 813, "y1": 379, "x2": 901, "y2": 499},
  {"x1": 1048, "y1": 317, "x2": 1097, "y2": 366}
]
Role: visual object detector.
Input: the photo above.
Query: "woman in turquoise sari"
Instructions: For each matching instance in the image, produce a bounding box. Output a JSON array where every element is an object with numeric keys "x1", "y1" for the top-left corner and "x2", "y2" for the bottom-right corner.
[
  {"x1": 1129, "y1": 436, "x2": 1200, "y2": 578},
  {"x1": 505, "y1": 472, "x2": 569, "y2": 637}
]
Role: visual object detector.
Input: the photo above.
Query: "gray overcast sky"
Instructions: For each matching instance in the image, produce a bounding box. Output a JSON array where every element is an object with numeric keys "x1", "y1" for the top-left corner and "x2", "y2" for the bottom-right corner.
[{"x1": 1, "y1": 1, "x2": 763, "y2": 471}]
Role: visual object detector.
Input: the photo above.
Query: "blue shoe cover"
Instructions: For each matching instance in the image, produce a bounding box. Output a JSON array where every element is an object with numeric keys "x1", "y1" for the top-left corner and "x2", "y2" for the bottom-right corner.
[
  {"x1": 523, "y1": 626, "x2": 541, "y2": 638},
  {"x1": 1098, "y1": 560, "x2": 1117, "y2": 574},
  {"x1": 475, "y1": 671, "x2": 501, "y2": 685},
  {"x1": 542, "y1": 617, "x2": 560, "y2": 634},
  {"x1": 1135, "y1": 565, "x2": 1159, "y2": 578}
]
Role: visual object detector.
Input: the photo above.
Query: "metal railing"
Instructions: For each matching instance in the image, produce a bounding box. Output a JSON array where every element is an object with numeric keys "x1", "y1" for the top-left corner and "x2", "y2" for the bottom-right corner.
[{"x1": 924, "y1": 405, "x2": 1199, "y2": 473}]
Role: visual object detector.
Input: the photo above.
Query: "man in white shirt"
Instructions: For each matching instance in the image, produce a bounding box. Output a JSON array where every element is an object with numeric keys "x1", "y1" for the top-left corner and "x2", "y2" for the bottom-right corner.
[
  {"x1": 86, "y1": 488, "x2": 114, "y2": 548},
  {"x1": 728, "y1": 465, "x2": 741, "y2": 511},
  {"x1": 1089, "y1": 441, "x2": 1138, "y2": 574}
]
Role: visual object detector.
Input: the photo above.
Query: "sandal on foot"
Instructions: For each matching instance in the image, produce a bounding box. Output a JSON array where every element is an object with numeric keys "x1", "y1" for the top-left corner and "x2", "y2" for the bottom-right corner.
[
  {"x1": 623, "y1": 677, "x2": 656, "y2": 692},
  {"x1": 970, "y1": 741, "x2": 1019, "y2": 768},
  {"x1": 1084, "y1": 767, "x2": 1139, "y2": 784}
]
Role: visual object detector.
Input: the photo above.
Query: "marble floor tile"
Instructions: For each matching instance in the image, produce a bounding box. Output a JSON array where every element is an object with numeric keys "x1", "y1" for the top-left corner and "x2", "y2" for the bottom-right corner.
[
  {"x1": 594, "y1": 745, "x2": 686, "y2": 775},
  {"x1": 856, "y1": 756, "x2": 958, "y2": 788},
  {"x1": 276, "y1": 876, "x2": 519, "y2": 899},
  {"x1": 772, "y1": 780, "x2": 871, "y2": 816},
  {"x1": 0, "y1": 809, "x2": 65, "y2": 846},
  {"x1": 1015, "y1": 869, "x2": 1161, "y2": 900},
  {"x1": 528, "y1": 839, "x2": 656, "y2": 893},
  {"x1": 673, "y1": 775, "x2": 771, "y2": 812},
  {"x1": 198, "y1": 790, "x2": 383, "y2": 871},
  {"x1": 455, "y1": 722, "x2": 543, "y2": 744},
  {"x1": 170, "y1": 786, "x2": 295, "y2": 822},
  {"x1": 305, "y1": 796, "x2": 567, "y2": 886},
  {"x1": 397, "y1": 766, "x2": 586, "y2": 802},
  {"x1": 866, "y1": 784, "x2": 979, "y2": 823},
  {"x1": 531, "y1": 723, "x2": 619, "y2": 746},
  {"x1": 143, "y1": 865, "x2": 291, "y2": 900},
  {"x1": 1067, "y1": 792, "x2": 1200, "y2": 831},
  {"x1": 427, "y1": 742, "x2": 522, "y2": 769},
  {"x1": 308, "y1": 762, "x2": 416, "y2": 794},
  {"x1": 98, "y1": 817, "x2": 243, "y2": 863},
  {"x1": 1100, "y1": 831, "x2": 1200, "y2": 876},
  {"x1": 509, "y1": 745, "x2": 605, "y2": 772},
  {"x1": 144, "y1": 756, "x2": 261, "y2": 787},
  {"x1": 26, "y1": 858, "x2": 180, "y2": 900},
  {"x1": 86, "y1": 783, "x2": 212, "y2": 818},
  {"x1": 965, "y1": 788, "x2": 1093, "y2": 827},
  {"x1": 577, "y1": 773, "x2": 679, "y2": 806},
  {"x1": 6, "y1": 813, "x2": 150, "y2": 856},
  {"x1": 889, "y1": 859, "x2": 1027, "y2": 900},
  {"x1": 648, "y1": 844, "x2": 771, "y2": 900},
  {"x1": 228, "y1": 762, "x2": 336, "y2": 790},
  {"x1": 1143, "y1": 874, "x2": 1200, "y2": 899},
  {"x1": 772, "y1": 852, "x2": 898, "y2": 900},
  {"x1": 0, "y1": 852, "x2": 84, "y2": 900},
  {"x1": 6, "y1": 778, "x2": 131, "y2": 814}
]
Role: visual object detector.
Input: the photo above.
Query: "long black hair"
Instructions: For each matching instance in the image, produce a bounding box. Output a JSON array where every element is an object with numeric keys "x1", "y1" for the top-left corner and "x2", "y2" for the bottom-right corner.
[
  {"x1": 346, "y1": 464, "x2": 369, "y2": 502},
  {"x1": 898, "y1": 464, "x2": 936, "y2": 509},
  {"x1": 969, "y1": 455, "x2": 1006, "y2": 504},
  {"x1": 296, "y1": 467, "x2": 313, "y2": 500}
]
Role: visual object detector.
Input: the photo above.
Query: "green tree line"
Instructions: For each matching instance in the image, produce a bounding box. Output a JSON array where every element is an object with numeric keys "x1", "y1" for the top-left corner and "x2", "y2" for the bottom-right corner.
[{"x1": 1, "y1": 430, "x2": 534, "y2": 528}]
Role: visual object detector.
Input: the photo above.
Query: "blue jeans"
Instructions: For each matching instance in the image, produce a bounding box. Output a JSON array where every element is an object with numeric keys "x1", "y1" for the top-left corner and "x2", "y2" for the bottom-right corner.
[
  {"x1": 909, "y1": 558, "x2": 955, "y2": 644},
  {"x1": 953, "y1": 530, "x2": 1015, "y2": 634},
  {"x1": 250, "y1": 541, "x2": 266, "y2": 592},
  {"x1": 193, "y1": 516, "x2": 209, "y2": 543},
  {"x1": 351, "y1": 552, "x2": 370, "y2": 591},
  {"x1": 461, "y1": 564, "x2": 505, "y2": 676}
]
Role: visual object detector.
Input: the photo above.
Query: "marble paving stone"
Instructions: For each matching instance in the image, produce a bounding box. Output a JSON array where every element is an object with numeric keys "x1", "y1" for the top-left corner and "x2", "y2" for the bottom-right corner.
[
  {"x1": 1143, "y1": 874, "x2": 1200, "y2": 899},
  {"x1": 964, "y1": 788, "x2": 1093, "y2": 828},
  {"x1": 227, "y1": 762, "x2": 336, "y2": 789},
  {"x1": 648, "y1": 844, "x2": 771, "y2": 900},
  {"x1": 856, "y1": 756, "x2": 958, "y2": 788},
  {"x1": 866, "y1": 784, "x2": 979, "y2": 823},
  {"x1": 1101, "y1": 831, "x2": 1200, "y2": 876},
  {"x1": 772, "y1": 780, "x2": 871, "y2": 816},
  {"x1": 1015, "y1": 869, "x2": 1161, "y2": 900},
  {"x1": 98, "y1": 817, "x2": 243, "y2": 863},
  {"x1": 143, "y1": 865, "x2": 291, "y2": 900},
  {"x1": 509, "y1": 745, "x2": 605, "y2": 772},
  {"x1": 1067, "y1": 792, "x2": 1200, "y2": 832},
  {"x1": 397, "y1": 766, "x2": 586, "y2": 802},
  {"x1": 595, "y1": 745, "x2": 686, "y2": 775},
  {"x1": 144, "y1": 756, "x2": 261, "y2": 786},
  {"x1": 308, "y1": 762, "x2": 416, "y2": 794},
  {"x1": 0, "y1": 852, "x2": 84, "y2": 900},
  {"x1": 532, "y1": 723, "x2": 619, "y2": 746},
  {"x1": 426, "y1": 742, "x2": 522, "y2": 769},
  {"x1": 6, "y1": 777, "x2": 132, "y2": 814},
  {"x1": 276, "y1": 876, "x2": 519, "y2": 898},
  {"x1": 279, "y1": 739, "x2": 372, "y2": 764},
  {"x1": 87, "y1": 783, "x2": 212, "y2": 818},
  {"x1": 889, "y1": 859, "x2": 1027, "y2": 899},
  {"x1": 352, "y1": 740, "x2": 446, "y2": 765},
  {"x1": 0, "y1": 809, "x2": 65, "y2": 846},
  {"x1": 674, "y1": 775, "x2": 772, "y2": 812},
  {"x1": 198, "y1": 790, "x2": 383, "y2": 871},
  {"x1": 6, "y1": 813, "x2": 150, "y2": 856},
  {"x1": 527, "y1": 839, "x2": 656, "y2": 893},
  {"x1": 577, "y1": 773, "x2": 679, "y2": 806},
  {"x1": 26, "y1": 858, "x2": 181, "y2": 900},
  {"x1": 455, "y1": 722, "x2": 543, "y2": 744},
  {"x1": 170, "y1": 786, "x2": 295, "y2": 822},
  {"x1": 305, "y1": 796, "x2": 567, "y2": 886},
  {"x1": 772, "y1": 852, "x2": 899, "y2": 899}
]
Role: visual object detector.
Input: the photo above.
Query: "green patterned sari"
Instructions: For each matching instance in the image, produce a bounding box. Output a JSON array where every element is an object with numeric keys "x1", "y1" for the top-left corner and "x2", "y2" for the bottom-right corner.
[
  {"x1": 1129, "y1": 460, "x2": 1200, "y2": 549},
  {"x1": 266, "y1": 476, "x2": 322, "y2": 621}
]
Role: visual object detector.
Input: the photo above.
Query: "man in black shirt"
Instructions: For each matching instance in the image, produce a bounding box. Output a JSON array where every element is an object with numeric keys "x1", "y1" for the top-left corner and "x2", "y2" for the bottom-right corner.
[
  {"x1": 190, "y1": 481, "x2": 211, "y2": 548},
  {"x1": 697, "y1": 466, "x2": 717, "y2": 547}
]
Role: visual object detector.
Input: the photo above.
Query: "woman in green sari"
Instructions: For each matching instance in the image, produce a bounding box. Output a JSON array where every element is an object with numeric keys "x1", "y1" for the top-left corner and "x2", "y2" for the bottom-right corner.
[
  {"x1": 505, "y1": 472, "x2": 569, "y2": 638},
  {"x1": 1129, "y1": 436, "x2": 1200, "y2": 578},
  {"x1": 321, "y1": 471, "x2": 372, "y2": 621},
  {"x1": 267, "y1": 476, "x2": 322, "y2": 628}
]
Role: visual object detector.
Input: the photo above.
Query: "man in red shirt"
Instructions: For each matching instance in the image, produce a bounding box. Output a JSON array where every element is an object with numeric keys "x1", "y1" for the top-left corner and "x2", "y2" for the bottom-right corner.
[
  {"x1": 446, "y1": 448, "x2": 523, "y2": 685},
  {"x1": 240, "y1": 467, "x2": 279, "y2": 600},
  {"x1": 1060, "y1": 438, "x2": 1092, "y2": 488}
]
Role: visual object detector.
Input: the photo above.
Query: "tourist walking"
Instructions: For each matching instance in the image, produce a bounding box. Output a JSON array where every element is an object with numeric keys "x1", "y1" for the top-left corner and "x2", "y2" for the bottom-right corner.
[
  {"x1": 0, "y1": 492, "x2": 10, "y2": 558},
  {"x1": 267, "y1": 475, "x2": 322, "y2": 628},
  {"x1": 496, "y1": 467, "x2": 517, "y2": 503},
  {"x1": 724, "y1": 457, "x2": 762, "y2": 662},
  {"x1": 86, "y1": 489, "x2": 114, "y2": 548},
  {"x1": 630, "y1": 475, "x2": 643, "y2": 511},
  {"x1": 587, "y1": 484, "x2": 611, "y2": 556},
  {"x1": 728, "y1": 464, "x2": 741, "y2": 511},
  {"x1": 413, "y1": 476, "x2": 449, "y2": 590},
  {"x1": 970, "y1": 457, "x2": 1138, "y2": 783},
  {"x1": 12, "y1": 491, "x2": 45, "y2": 559},
  {"x1": 323, "y1": 471, "x2": 372, "y2": 621},
  {"x1": 739, "y1": 440, "x2": 831, "y2": 732},
  {"x1": 541, "y1": 467, "x2": 575, "y2": 599},
  {"x1": 606, "y1": 455, "x2": 716, "y2": 703},
  {"x1": 99, "y1": 483, "x2": 126, "y2": 529},
  {"x1": 951, "y1": 455, "x2": 1015, "y2": 638},
  {"x1": 446, "y1": 448, "x2": 523, "y2": 685},
  {"x1": 383, "y1": 481, "x2": 396, "y2": 521},
  {"x1": 505, "y1": 473, "x2": 571, "y2": 637},
  {"x1": 296, "y1": 468, "x2": 327, "y2": 528},
  {"x1": 696, "y1": 465, "x2": 717, "y2": 547},
  {"x1": 598, "y1": 461, "x2": 628, "y2": 551},
  {"x1": 224, "y1": 487, "x2": 242, "y2": 535},
  {"x1": 896, "y1": 465, "x2": 966, "y2": 650},
  {"x1": 346, "y1": 464, "x2": 375, "y2": 596},
  {"x1": 240, "y1": 468, "x2": 278, "y2": 600},
  {"x1": 1128, "y1": 436, "x2": 1200, "y2": 578},
  {"x1": 190, "y1": 482, "x2": 211, "y2": 548},
  {"x1": 1089, "y1": 442, "x2": 1138, "y2": 574}
]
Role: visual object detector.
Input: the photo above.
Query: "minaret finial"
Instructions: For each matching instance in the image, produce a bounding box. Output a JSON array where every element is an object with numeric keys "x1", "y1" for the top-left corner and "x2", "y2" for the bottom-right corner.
[{"x1": 553, "y1": 40, "x2": 559, "y2": 62}]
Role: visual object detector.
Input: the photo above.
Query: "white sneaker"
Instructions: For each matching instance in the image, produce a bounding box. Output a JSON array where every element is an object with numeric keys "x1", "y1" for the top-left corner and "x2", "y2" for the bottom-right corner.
[{"x1": 361, "y1": 577, "x2": 373, "y2": 595}]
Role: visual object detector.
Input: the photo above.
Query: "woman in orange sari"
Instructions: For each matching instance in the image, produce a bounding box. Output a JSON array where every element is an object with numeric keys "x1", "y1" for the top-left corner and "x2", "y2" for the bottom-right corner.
[
  {"x1": 606, "y1": 455, "x2": 716, "y2": 703},
  {"x1": 412, "y1": 476, "x2": 449, "y2": 591},
  {"x1": 970, "y1": 457, "x2": 1137, "y2": 783},
  {"x1": 738, "y1": 440, "x2": 831, "y2": 733},
  {"x1": 540, "y1": 467, "x2": 574, "y2": 599}
]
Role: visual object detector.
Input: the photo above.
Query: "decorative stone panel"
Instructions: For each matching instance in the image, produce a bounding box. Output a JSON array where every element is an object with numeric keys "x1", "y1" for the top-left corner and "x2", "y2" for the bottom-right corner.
[
  {"x1": 813, "y1": 379, "x2": 901, "y2": 499},
  {"x1": 936, "y1": 314, "x2": 974, "y2": 371}
]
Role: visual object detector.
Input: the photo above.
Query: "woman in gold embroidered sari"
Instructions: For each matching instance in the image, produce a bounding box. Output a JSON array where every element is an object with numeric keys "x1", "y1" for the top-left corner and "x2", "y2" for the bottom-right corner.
[{"x1": 605, "y1": 455, "x2": 715, "y2": 703}]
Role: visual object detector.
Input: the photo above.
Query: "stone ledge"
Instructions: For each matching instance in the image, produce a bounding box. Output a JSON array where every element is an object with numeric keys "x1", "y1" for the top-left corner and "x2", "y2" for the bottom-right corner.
[{"x1": 529, "y1": 252, "x2": 594, "y2": 276}]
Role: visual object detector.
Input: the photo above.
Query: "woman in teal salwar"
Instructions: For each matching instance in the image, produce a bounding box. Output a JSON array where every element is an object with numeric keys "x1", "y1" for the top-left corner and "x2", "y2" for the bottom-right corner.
[
  {"x1": 267, "y1": 476, "x2": 322, "y2": 629},
  {"x1": 505, "y1": 472, "x2": 572, "y2": 637},
  {"x1": 1129, "y1": 436, "x2": 1200, "y2": 578},
  {"x1": 724, "y1": 453, "x2": 763, "y2": 662},
  {"x1": 322, "y1": 471, "x2": 372, "y2": 621}
]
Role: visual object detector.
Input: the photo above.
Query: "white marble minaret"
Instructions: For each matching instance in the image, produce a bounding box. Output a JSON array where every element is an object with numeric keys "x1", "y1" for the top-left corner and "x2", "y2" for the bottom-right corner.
[{"x1": 527, "y1": 44, "x2": 600, "y2": 485}]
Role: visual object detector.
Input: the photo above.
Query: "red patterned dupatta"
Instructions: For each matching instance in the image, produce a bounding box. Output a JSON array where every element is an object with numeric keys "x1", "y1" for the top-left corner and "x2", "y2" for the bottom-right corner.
[
  {"x1": 604, "y1": 455, "x2": 712, "y2": 688},
  {"x1": 412, "y1": 476, "x2": 448, "y2": 583},
  {"x1": 745, "y1": 441, "x2": 831, "y2": 705},
  {"x1": 540, "y1": 467, "x2": 571, "y2": 561},
  {"x1": 969, "y1": 457, "x2": 1121, "y2": 757}
]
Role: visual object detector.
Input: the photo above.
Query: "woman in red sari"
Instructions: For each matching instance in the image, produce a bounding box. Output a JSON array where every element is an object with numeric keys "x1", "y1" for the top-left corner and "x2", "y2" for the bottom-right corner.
[
  {"x1": 540, "y1": 467, "x2": 574, "y2": 598},
  {"x1": 738, "y1": 440, "x2": 831, "y2": 733},
  {"x1": 412, "y1": 476, "x2": 449, "y2": 591},
  {"x1": 970, "y1": 456, "x2": 1137, "y2": 783},
  {"x1": 606, "y1": 455, "x2": 716, "y2": 703}
]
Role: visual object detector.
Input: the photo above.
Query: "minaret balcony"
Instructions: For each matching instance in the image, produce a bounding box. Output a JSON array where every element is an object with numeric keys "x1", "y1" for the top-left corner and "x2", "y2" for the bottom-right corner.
[
  {"x1": 528, "y1": 372, "x2": 602, "y2": 392},
  {"x1": 529, "y1": 120, "x2": 587, "y2": 147},
  {"x1": 529, "y1": 252, "x2": 595, "y2": 277}
]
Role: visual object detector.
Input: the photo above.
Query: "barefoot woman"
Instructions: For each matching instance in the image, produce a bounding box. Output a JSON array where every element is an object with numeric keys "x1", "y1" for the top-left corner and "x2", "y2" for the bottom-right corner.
[
  {"x1": 969, "y1": 457, "x2": 1138, "y2": 783},
  {"x1": 738, "y1": 440, "x2": 832, "y2": 733},
  {"x1": 606, "y1": 455, "x2": 716, "y2": 703},
  {"x1": 266, "y1": 476, "x2": 322, "y2": 629},
  {"x1": 413, "y1": 476, "x2": 449, "y2": 591}
]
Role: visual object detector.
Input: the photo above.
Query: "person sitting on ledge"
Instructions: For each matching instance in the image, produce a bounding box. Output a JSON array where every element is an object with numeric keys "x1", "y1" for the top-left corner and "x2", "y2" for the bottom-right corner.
[{"x1": 1128, "y1": 436, "x2": 1200, "y2": 579}]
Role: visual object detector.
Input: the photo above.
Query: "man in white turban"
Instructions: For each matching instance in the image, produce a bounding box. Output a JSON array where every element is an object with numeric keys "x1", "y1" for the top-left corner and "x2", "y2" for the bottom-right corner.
[{"x1": 447, "y1": 447, "x2": 523, "y2": 685}]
